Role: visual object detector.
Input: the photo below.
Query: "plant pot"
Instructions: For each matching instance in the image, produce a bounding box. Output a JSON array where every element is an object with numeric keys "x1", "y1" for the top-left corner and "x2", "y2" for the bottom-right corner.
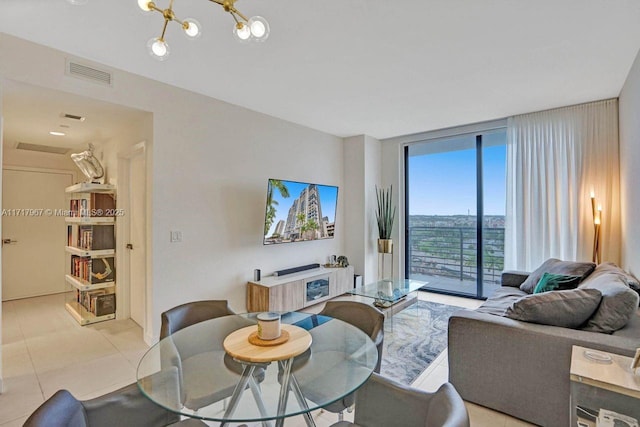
[{"x1": 378, "y1": 239, "x2": 393, "y2": 254}]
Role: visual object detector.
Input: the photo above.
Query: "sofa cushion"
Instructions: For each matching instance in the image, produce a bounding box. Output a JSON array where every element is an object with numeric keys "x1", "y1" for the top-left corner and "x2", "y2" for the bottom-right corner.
[
  {"x1": 613, "y1": 309, "x2": 640, "y2": 338},
  {"x1": 520, "y1": 258, "x2": 595, "y2": 294},
  {"x1": 533, "y1": 273, "x2": 582, "y2": 294},
  {"x1": 600, "y1": 262, "x2": 640, "y2": 302},
  {"x1": 476, "y1": 287, "x2": 528, "y2": 316},
  {"x1": 579, "y1": 263, "x2": 640, "y2": 333},
  {"x1": 503, "y1": 288, "x2": 602, "y2": 329}
]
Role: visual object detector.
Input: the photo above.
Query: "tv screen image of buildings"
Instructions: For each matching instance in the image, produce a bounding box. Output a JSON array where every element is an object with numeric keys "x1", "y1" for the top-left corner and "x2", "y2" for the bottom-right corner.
[{"x1": 264, "y1": 179, "x2": 338, "y2": 245}]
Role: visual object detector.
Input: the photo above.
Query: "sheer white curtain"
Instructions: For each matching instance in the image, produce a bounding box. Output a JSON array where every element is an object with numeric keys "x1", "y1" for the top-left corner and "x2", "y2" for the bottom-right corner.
[{"x1": 505, "y1": 99, "x2": 620, "y2": 271}]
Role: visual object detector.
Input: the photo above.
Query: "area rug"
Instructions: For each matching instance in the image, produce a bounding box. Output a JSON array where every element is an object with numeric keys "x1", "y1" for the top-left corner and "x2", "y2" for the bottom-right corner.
[{"x1": 379, "y1": 300, "x2": 461, "y2": 385}]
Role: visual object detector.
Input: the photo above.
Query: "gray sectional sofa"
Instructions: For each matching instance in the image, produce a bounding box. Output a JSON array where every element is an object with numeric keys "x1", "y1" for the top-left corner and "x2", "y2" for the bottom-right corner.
[{"x1": 448, "y1": 261, "x2": 640, "y2": 427}]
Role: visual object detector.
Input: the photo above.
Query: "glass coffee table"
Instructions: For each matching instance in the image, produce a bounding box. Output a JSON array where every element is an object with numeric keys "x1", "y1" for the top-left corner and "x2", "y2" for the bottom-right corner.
[{"x1": 348, "y1": 279, "x2": 427, "y2": 315}]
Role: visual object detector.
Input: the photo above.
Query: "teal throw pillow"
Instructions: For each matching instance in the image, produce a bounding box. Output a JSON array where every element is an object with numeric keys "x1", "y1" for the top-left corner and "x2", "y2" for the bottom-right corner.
[{"x1": 533, "y1": 272, "x2": 582, "y2": 294}]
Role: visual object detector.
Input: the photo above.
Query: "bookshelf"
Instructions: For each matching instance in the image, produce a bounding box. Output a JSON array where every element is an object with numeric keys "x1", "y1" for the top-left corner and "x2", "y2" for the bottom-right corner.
[{"x1": 64, "y1": 183, "x2": 117, "y2": 325}]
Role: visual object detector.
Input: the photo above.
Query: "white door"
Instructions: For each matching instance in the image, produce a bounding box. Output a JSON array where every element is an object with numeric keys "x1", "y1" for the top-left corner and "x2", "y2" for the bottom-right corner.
[
  {"x1": 2, "y1": 168, "x2": 74, "y2": 300},
  {"x1": 129, "y1": 153, "x2": 146, "y2": 326}
]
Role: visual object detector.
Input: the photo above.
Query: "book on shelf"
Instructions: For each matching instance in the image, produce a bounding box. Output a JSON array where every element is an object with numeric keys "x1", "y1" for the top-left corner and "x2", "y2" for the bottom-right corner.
[
  {"x1": 69, "y1": 193, "x2": 116, "y2": 217},
  {"x1": 70, "y1": 256, "x2": 115, "y2": 283},
  {"x1": 94, "y1": 293, "x2": 116, "y2": 316},
  {"x1": 77, "y1": 289, "x2": 115, "y2": 316},
  {"x1": 81, "y1": 288, "x2": 105, "y2": 311},
  {"x1": 77, "y1": 225, "x2": 114, "y2": 250}
]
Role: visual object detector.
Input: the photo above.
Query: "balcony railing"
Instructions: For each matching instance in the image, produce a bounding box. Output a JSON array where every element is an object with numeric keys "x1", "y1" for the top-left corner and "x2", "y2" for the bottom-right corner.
[{"x1": 408, "y1": 226, "x2": 505, "y2": 284}]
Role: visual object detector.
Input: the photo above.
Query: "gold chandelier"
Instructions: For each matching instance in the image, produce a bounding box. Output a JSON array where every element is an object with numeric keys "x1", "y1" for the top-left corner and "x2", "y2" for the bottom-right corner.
[{"x1": 138, "y1": 0, "x2": 270, "y2": 60}]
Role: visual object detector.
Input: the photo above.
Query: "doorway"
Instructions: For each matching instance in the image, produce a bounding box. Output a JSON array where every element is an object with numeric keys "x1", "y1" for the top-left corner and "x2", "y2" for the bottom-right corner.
[
  {"x1": 117, "y1": 142, "x2": 147, "y2": 332},
  {"x1": 2, "y1": 167, "x2": 74, "y2": 300},
  {"x1": 405, "y1": 128, "x2": 507, "y2": 299},
  {"x1": 1, "y1": 79, "x2": 151, "y2": 324}
]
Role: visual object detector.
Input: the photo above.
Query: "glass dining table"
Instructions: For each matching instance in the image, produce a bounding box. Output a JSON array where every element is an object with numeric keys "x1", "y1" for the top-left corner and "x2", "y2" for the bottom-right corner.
[{"x1": 136, "y1": 311, "x2": 378, "y2": 427}]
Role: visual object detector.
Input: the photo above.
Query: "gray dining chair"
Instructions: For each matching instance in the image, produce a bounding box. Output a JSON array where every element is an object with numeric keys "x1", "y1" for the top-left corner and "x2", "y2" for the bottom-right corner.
[
  {"x1": 160, "y1": 300, "x2": 235, "y2": 339},
  {"x1": 330, "y1": 373, "x2": 470, "y2": 427},
  {"x1": 305, "y1": 301, "x2": 385, "y2": 421},
  {"x1": 319, "y1": 301, "x2": 385, "y2": 373},
  {"x1": 159, "y1": 300, "x2": 262, "y2": 412},
  {"x1": 23, "y1": 380, "x2": 206, "y2": 427}
]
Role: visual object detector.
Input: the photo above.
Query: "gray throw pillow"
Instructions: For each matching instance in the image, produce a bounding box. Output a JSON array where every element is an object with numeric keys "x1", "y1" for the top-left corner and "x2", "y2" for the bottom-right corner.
[
  {"x1": 520, "y1": 258, "x2": 596, "y2": 294},
  {"x1": 594, "y1": 262, "x2": 640, "y2": 306},
  {"x1": 503, "y1": 288, "x2": 602, "y2": 329},
  {"x1": 579, "y1": 263, "x2": 640, "y2": 333}
]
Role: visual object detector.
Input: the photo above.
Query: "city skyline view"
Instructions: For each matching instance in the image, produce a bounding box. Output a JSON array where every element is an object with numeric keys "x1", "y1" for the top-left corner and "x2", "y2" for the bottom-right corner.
[
  {"x1": 264, "y1": 179, "x2": 338, "y2": 243},
  {"x1": 406, "y1": 132, "x2": 507, "y2": 298}
]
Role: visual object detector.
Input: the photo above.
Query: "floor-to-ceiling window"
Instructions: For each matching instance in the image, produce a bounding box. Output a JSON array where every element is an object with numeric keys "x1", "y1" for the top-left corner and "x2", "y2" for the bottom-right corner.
[{"x1": 405, "y1": 128, "x2": 506, "y2": 299}]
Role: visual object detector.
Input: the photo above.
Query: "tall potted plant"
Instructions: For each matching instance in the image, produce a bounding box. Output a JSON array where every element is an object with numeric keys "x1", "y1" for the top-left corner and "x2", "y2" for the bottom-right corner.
[{"x1": 376, "y1": 185, "x2": 396, "y2": 254}]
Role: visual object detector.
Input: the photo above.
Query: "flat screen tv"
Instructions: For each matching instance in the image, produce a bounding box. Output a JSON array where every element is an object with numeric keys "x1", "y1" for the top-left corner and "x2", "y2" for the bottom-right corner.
[{"x1": 263, "y1": 179, "x2": 338, "y2": 245}]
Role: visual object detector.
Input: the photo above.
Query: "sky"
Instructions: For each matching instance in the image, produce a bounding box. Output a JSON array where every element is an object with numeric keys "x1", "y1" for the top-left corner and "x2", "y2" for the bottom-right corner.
[
  {"x1": 408, "y1": 132, "x2": 507, "y2": 216},
  {"x1": 265, "y1": 180, "x2": 338, "y2": 236}
]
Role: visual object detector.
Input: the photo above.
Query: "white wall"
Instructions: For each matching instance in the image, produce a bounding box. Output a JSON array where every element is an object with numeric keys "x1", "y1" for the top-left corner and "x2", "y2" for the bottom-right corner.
[
  {"x1": 343, "y1": 135, "x2": 381, "y2": 284},
  {"x1": 0, "y1": 80, "x2": 4, "y2": 392},
  {"x1": 381, "y1": 140, "x2": 404, "y2": 280},
  {"x1": 343, "y1": 136, "x2": 366, "y2": 279},
  {"x1": 94, "y1": 116, "x2": 152, "y2": 186},
  {"x1": 0, "y1": 34, "x2": 345, "y2": 341},
  {"x1": 364, "y1": 136, "x2": 383, "y2": 282},
  {"x1": 618, "y1": 48, "x2": 640, "y2": 277},
  {"x1": 3, "y1": 147, "x2": 77, "y2": 171}
]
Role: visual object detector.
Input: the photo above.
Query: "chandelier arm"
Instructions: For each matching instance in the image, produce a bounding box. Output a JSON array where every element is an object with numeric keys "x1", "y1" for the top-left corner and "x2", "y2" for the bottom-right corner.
[
  {"x1": 148, "y1": 4, "x2": 164, "y2": 14},
  {"x1": 229, "y1": 11, "x2": 242, "y2": 25},
  {"x1": 229, "y1": 7, "x2": 249, "y2": 23},
  {"x1": 208, "y1": 0, "x2": 225, "y2": 6},
  {"x1": 160, "y1": 18, "x2": 170, "y2": 40}
]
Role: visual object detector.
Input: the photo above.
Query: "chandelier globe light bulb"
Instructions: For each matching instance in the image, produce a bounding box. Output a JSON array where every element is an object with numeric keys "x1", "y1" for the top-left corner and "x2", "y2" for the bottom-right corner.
[
  {"x1": 248, "y1": 16, "x2": 269, "y2": 41},
  {"x1": 138, "y1": 0, "x2": 153, "y2": 12},
  {"x1": 233, "y1": 23, "x2": 252, "y2": 42},
  {"x1": 139, "y1": 0, "x2": 270, "y2": 58},
  {"x1": 67, "y1": 0, "x2": 88, "y2": 5},
  {"x1": 147, "y1": 37, "x2": 170, "y2": 60},
  {"x1": 183, "y1": 19, "x2": 201, "y2": 39}
]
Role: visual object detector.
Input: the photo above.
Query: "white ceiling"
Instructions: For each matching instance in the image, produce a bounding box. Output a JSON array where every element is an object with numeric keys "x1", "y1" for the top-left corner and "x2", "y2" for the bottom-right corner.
[
  {"x1": 1, "y1": 0, "x2": 640, "y2": 140},
  {"x1": 2, "y1": 79, "x2": 148, "y2": 152}
]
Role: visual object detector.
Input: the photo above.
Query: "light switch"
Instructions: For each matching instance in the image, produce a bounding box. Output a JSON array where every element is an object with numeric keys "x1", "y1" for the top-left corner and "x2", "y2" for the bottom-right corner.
[{"x1": 170, "y1": 231, "x2": 183, "y2": 243}]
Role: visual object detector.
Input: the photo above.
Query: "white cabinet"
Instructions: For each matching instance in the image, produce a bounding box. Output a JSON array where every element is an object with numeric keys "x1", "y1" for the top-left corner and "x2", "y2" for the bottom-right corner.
[
  {"x1": 247, "y1": 266, "x2": 354, "y2": 312},
  {"x1": 570, "y1": 345, "x2": 640, "y2": 427},
  {"x1": 64, "y1": 183, "x2": 117, "y2": 325}
]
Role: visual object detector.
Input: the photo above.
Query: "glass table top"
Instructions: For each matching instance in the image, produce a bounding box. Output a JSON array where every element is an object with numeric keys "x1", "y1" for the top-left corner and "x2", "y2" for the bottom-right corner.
[
  {"x1": 136, "y1": 311, "x2": 378, "y2": 424},
  {"x1": 348, "y1": 279, "x2": 427, "y2": 305}
]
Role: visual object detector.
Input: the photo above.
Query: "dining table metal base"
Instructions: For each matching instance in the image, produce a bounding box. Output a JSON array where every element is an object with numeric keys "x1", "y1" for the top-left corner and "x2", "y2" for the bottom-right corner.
[{"x1": 220, "y1": 358, "x2": 316, "y2": 427}]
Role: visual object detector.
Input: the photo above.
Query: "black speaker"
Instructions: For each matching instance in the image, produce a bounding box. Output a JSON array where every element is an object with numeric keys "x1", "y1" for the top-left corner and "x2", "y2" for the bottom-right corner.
[{"x1": 273, "y1": 263, "x2": 320, "y2": 277}]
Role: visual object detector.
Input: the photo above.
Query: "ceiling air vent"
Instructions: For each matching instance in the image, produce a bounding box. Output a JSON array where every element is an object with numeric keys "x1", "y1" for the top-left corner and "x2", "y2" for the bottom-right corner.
[
  {"x1": 16, "y1": 142, "x2": 71, "y2": 155},
  {"x1": 66, "y1": 59, "x2": 113, "y2": 87},
  {"x1": 62, "y1": 113, "x2": 85, "y2": 121}
]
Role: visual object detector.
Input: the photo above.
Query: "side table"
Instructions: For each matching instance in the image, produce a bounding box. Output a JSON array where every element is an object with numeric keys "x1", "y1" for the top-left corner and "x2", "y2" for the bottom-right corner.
[
  {"x1": 223, "y1": 324, "x2": 313, "y2": 427},
  {"x1": 570, "y1": 345, "x2": 640, "y2": 427}
]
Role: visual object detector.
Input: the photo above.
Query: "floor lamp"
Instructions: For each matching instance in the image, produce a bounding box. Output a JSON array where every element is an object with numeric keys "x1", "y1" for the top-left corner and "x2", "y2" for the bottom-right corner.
[{"x1": 590, "y1": 192, "x2": 602, "y2": 264}]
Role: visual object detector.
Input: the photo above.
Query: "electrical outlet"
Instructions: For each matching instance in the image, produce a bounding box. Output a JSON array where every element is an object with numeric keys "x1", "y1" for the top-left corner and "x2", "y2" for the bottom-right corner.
[{"x1": 170, "y1": 231, "x2": 182, "y2": 243}]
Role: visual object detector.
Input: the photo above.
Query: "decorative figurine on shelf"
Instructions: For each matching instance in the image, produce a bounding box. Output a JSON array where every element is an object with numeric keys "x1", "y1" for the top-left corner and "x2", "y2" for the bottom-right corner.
[
  {"x1": 71, "y1": 143, "x2": 105, "y2": 184},
  {"x1": 337, "y1": 256, "x2": 349, "y2": 267}
]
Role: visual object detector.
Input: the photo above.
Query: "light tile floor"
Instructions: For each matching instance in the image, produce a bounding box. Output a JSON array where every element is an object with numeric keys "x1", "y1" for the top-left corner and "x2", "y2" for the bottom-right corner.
[{"x1": 0, "y1": 292, "x2": 534, "y2": 426}]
